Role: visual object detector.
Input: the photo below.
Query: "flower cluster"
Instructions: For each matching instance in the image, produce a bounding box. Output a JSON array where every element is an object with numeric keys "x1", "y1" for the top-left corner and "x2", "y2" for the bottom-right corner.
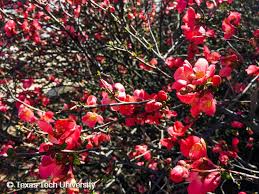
[{"x1": 172, "y1": 58, "x2": 221, "y2": 117}]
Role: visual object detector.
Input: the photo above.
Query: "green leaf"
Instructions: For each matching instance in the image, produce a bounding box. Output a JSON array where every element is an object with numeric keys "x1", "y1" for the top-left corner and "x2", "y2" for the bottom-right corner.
[
  {"x1": 73, "y1": 155, "x2": 81, "y2": 166},
  {"x1": 60, "y1": 143, "x2": 67, "y2": 150},
  {"x1": 221, "y1": 171, "x2": 231, "y2": 180},
  {"x1": 7, "y1": 148, "x2": 15, "y2": 157}
]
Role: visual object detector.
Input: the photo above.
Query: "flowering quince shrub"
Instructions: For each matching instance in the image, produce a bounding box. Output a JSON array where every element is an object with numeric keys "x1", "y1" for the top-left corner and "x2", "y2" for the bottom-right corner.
[{"x1": 0, "y1": 0, "x2": 259, "y2": 193}]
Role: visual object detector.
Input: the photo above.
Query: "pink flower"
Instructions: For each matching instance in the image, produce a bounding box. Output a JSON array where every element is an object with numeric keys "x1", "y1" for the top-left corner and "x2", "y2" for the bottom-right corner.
[
  {"x1": 189, "y1": 93, "x2": 216, "y2": 117},
  {"x1": 113, "y1": 82, "x2": 126, "y2": 100},
  {"x1": 130, "y1": 145, "x2": 152, "y2": 161},
  {"x1": 245, "y1": 65, "x2": 259, "y2": 76},
  {"x1": 82, "y1": 112, "x2": 103, "y2": 128},
  {"x1": 197, "y1": 93, "x2": 216, "y2": 116},
  {"x1": 133, "y1": 89, "x2": 150, "y2": 100},
  {"x1": 165, "y1": 57, "x2": 184, "y2": 68},
  {"x1": 219, "y1": 153, "x2": 229, "y2": 165},
  {"x1": 169, "y1": 165, "x2": 189, "y2": 183},
  {"x1": 4, "y1": 20, "x2": 17, "y2": 37},
  {"x1": 18, "y1": 105, "x2": 36, "y2": 123},
  {"x1": 173, "y1": 61, "x2": 194, "y2": 91},
  {"x1": 192, "y1": 58, "x2": 215, "y2": 85},
  {"x1": 86, "y1": 95, "x2": 97, "y2": 105},
  {"x1": 188, "y1": 171, "x2": 221, "y2": 194}
]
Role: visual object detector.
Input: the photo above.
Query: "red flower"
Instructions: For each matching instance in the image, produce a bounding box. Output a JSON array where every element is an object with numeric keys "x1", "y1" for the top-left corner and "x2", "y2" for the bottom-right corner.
[
  {"x1": 189, "y1": 92, "x2": 216, "y2": 117},
  {"x1": 168, "y1": 121, "x2": 188, "y2": 137},
  {"x1": 181, "y1": 7, "x2": 208, "y2": 44},
  {"x1": 130, "y1": 145, "x2": 151, "y2": 161},
  {"x1": 203, "y1": 46, "x2": 221, "y2": 64},
  {"x1": 175, "y1": 0, "x2": 188, "y2": 14},
  {"x1": 18, "y1": 105, "x2": 36, "y2": 123},
  {"x1": 156, "y1": 90, "x2": 168, "y2": 102},
  {"x1": 22, "y1": 78, "x2": 34, "y2": 89},
  {"x1": 165, "y1": 57, "x2": 184, "y2": 68},
  {"x1": 4, "y1": 20, "x2": 17, "y2": 37},
  {"x1": 39, "y1": 155, "x2": 65, "y2": 179},
  {"x1": 169, "y1": 165, "x2": 189, "y2": 183},
  {"x1": 231, "y1": 121, "x2": 244, "y2": 128},
  {"x1": 192, "y1": 58, "x2": 215, "y2": 85},
  {"x1": 38, "y1": 118, "x2": 81, "y2": 149},
  {"x1": 180, "y1": 136, "x2": 207, "y2": 160},
  {"x1": 182, "y1": 7, "x2": 197, "y2": 28},
  {"x1": 145, "y1": 100, "x2": 162, "y2": 113},
  {"x1": 245, "y1": 65, "x2": 259, "y2": 76},
  {"x1": 86, "y1": 95, "x2": 97, "y2": 105},
  {"x1": 177, "y1": 92, "x2": 197, "y2": 104},
  {"x1": 222, "y1": 12, "x2": 241, "y2": 39},
  {"x1": 66, "y1": 0, "x2": 86, "y2": 5},
  {"x1": 87, "y1": 132, "x2": 111, "y2": 147},
  {"x1": 82, "y1": 112, "x2": 103, "y2": 128},
  {"x1": 160, "y1": 138, "x2": 175, "y2": 150},
  {"x1": 118, "y1": 95, "x2": 136, "y2": 116},
  {"x1": 187, "y1": 158, "x2": 221, "y2": 194}
]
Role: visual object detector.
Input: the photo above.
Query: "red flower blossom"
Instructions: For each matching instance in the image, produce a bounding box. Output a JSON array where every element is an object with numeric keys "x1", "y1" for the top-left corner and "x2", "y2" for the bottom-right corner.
[
  {"x1": 222, "y1": 12, "x2": 241, "y2": 39},
  {"x1": 203, "y1": 46, "x2": 221, "y2": 64},
  {"x1": 38, "y1": 119, "x2": 81, "y2": 149},
  {"x1": 187, "y1": 158, "x2": 221, "y2": 194},
  {"x1": 168, "y1": 121, "x2": 189, "y2": 137},
  {"x1": 160, "y1": 137, "x2": 175, "y2": 150},
  {"x1": 18, "y1": 105, "x2": 36, "y2": 123},
  {"x1": 4, "y1": 20, "x2": 17, "y2": 37},
  {"x1": 180, "y1": 136, "x2": 207, "y2": 160},
  {"x1": 231, "y1": 121, "x2": 244, "y2": 128},
  {"x1": 39, "y1": 155, "x2": 65, "y2": 179},
  {"x1": 130, "y1": 145, "x2": 152, "y2": 161},
  {"x1": 245, "y1": 65, "x2": 259, "y2": 76},
  {"x1": 190, "y1": 93, "x2": 216, "y2": 117},
  {"x1": 145, "y1": 100, "x2": 162, "y2": 113},
  {"x1": 82, "y1": 112, "x2": 103, "y2": 128},
  {"x1": 165, "y1": 57, "x2": 184, "y2": 68},
  {"x1": 169, "y1": 165, "x2": 189, "y2": 183},
  {"x1": 86, "y1": 95, "x2": 97, "y2": 105}
]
